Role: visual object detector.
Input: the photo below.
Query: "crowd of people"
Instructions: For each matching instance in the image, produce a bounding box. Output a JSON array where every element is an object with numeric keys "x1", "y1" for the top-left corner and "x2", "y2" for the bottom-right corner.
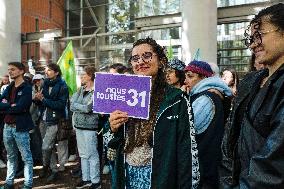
[{"x1": 1, "y1": 3, "x2": 284, "y2": 189}]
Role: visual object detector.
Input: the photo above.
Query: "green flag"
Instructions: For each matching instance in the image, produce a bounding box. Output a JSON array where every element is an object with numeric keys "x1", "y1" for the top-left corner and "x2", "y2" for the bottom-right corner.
[
  {"x1": 167, "y1": 37, "x2": 174, "y2": 60},
  {"x1": 57, "y1": 41, "x2": 77, "y2": 96}
]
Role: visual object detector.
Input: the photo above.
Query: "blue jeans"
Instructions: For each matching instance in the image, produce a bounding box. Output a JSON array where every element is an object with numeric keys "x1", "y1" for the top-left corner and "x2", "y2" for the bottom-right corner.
[
  {"x1": 3, "y1": 124, "x2": 33, "y2": 187},
  {"x1": 76, "y1": 129, "x2": 100, "y2": 184},
  {"x1": 125, "y1": 163, "x2": 151, "y2": 189}
]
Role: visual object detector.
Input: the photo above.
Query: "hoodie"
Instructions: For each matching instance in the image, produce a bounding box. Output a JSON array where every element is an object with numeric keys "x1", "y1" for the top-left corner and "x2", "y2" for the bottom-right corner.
[{"x1": 190, "y1": 76, "x2": 232, "y2": 134}]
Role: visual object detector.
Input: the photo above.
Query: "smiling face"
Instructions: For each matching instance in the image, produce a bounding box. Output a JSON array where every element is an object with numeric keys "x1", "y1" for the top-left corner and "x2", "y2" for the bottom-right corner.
[
  {"x1": 250, "y1": 18, "x2": 284, "y2": 66},
  {"x1": 130, "y1": 44, "x2": 159, "y2": 78}
]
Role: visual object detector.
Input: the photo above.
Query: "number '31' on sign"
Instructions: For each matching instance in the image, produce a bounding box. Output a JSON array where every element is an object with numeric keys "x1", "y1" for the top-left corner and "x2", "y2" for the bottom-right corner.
[{"x1": 93, "y1": 72, "x2": 152, "y2": 120}]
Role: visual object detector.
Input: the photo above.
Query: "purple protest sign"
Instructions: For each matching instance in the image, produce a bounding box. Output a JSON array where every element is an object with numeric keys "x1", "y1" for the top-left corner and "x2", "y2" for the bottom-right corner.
[{"x1": 93, "y1": 72, "x2": 152, "y2": 120}]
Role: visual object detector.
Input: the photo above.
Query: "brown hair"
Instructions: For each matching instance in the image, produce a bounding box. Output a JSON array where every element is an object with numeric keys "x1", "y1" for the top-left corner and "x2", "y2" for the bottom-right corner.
[
  {"x1": 84, "y1": 65, "x2": 97, "y2": 80},
  {"x1": 8, "y1": 62, "x2": 25, "y2": 71},
  {"x1": 47, "y1": 63, "x2": 62, "y2": 76}
]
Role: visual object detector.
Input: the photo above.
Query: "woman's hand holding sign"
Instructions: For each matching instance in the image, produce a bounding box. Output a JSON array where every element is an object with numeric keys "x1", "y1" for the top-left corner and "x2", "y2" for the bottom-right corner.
[{"x1": 109, "y1": 110, "x2": 128, "y2": 132}]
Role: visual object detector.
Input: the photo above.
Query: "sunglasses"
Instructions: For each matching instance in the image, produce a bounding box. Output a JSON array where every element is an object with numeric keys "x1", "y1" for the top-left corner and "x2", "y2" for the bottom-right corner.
[{"x1": 129, "y1": 52, "x2": 157, "y2": 64}]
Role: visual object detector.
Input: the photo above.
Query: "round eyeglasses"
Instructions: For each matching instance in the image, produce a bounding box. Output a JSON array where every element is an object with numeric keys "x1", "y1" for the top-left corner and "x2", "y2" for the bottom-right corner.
[
  {"x1": 243, "y1": 28, "x2": 279, "y2": 48},
  {"x1": 129, "y1": 52, "x2": 157, "y2": 65}
]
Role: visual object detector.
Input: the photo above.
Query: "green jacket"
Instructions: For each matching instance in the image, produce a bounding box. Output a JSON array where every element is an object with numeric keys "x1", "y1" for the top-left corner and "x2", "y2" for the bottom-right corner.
[{"x1": 111, "y1": 85, "x2": 200, "y2": 189}]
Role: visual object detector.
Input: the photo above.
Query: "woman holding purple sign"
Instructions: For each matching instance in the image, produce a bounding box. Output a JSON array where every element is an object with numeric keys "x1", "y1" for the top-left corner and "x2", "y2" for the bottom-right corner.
[{"x1": 108, "y1": 37, "x2": 200, "y2": 189}]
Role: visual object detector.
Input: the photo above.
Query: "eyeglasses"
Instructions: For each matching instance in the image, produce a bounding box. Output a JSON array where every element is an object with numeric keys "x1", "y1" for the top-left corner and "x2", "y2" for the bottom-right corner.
[
  {"x1": 243, "y1": 28, "x2": 279, "y2": 48},
  {"x1": 129, "y1": 52, "x2": 156, "y2": 64}
]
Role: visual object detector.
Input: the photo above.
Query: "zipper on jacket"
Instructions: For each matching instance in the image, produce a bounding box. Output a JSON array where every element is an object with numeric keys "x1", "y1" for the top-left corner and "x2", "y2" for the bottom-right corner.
[{"x1": 150, "y1": 99, "x2": 181, "y2": 188}]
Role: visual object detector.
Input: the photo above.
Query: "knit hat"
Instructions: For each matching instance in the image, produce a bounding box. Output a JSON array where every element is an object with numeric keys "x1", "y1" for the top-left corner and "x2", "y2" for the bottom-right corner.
[
  {"x1": 167, "y1": 58, "x2": 186, "y2": 71},
  {"x1": 184, "y1": 60, "x2": 213, "y2": 77}
]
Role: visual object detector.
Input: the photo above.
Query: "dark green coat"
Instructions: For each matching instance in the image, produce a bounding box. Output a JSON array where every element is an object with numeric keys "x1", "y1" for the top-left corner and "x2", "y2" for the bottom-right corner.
[{"x1": 111, "y1": 86, "x2": 200, "y2": 189}]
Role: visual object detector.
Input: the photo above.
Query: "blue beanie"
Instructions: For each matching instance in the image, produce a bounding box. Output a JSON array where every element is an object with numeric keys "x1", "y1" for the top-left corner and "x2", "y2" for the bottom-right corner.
[{"x1": 167, "y1": 58, "x2": 186, "y2": 71}]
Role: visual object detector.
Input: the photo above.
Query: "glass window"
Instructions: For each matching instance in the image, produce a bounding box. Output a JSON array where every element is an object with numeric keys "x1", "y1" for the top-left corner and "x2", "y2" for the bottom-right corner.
[
  {"x1": 217, "y1": 0, "x2": 269, "y2": 7},
  {"x1": 137, "y1": 0, "x2": 180, "y2": 17},
  {"x1": 217, "y1": 22, "x2": 252, "y2": 75},
  {"x1": 66, "y1": 0, "x2": 182, "y2": 70}
]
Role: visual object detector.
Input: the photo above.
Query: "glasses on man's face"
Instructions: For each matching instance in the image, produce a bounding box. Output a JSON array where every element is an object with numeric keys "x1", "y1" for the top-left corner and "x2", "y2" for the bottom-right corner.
[
  {"x1": 243, "y1": 28, "x2": 279, "y2": 48},
  {"x1": 130, "y1": 52, "x2": 156, "y2": 64}
]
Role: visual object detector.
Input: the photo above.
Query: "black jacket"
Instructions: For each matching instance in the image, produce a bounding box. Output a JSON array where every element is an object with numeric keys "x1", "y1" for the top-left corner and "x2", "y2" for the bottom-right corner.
[
  {"x1": 192, "y1": 91, "x2": 228, "y2": 189},
  {"x1": 0, "y1": 81, "x2": 34, "y2": 132},
  {"x1": 220, "y1": 64, "x2": 284, "y2": 189}
]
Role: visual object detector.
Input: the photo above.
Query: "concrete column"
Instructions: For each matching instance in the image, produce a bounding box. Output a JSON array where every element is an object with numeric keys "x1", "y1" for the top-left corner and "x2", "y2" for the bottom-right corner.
[
  {"x1": 181, "y1": 0, "x2": 217, "y2": 64},
  {"x1": 0, "y1": 0, "x2": 21, "y2": 76}
]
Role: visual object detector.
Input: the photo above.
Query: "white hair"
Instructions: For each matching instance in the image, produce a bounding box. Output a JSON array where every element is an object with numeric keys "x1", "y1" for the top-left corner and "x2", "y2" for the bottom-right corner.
[{"x1": 208, "y1": 62, "x2": 220, "y2": 77}]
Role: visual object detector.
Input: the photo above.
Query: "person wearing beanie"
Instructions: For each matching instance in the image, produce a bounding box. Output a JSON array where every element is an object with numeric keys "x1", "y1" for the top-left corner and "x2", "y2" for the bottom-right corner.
[
  {"x1": 183, "y1": 60, "x2": 232, "y2": 189},
  {"x1": 165, "y1": 58, "x2": 186, "y2": 88}
]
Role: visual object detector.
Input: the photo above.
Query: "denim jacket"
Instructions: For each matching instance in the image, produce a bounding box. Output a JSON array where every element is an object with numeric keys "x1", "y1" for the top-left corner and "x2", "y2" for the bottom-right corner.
[
  {"x1": 190, "y1": 76, "x2": 232, "y2": 134},
  {"x1": 70, "y1": 86, "x2": 99, "y2": 130}
]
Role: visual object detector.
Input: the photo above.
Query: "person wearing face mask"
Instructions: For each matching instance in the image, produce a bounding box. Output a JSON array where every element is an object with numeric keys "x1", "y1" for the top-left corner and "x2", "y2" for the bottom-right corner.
[
  {"x1": 107, "y1": 37, "x2": 200, "y2": 189},
  {"x1": 220, "y1": 3, "x2": 284, "y2": 188}
]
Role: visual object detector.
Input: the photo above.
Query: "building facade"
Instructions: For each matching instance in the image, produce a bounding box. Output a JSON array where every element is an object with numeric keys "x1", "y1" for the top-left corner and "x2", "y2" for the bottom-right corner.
[{"x1": 21, "y1": 0, "x2": 65, "y2": 67}]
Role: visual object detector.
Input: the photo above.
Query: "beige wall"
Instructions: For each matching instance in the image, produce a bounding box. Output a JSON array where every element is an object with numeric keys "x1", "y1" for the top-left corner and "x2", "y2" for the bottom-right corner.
[
  {"x1": 181, "y1": 0, "x2": 217, "y2": 64},
  {"x1": 0, "y1": 0, "x2": 21, "y2": 76}
]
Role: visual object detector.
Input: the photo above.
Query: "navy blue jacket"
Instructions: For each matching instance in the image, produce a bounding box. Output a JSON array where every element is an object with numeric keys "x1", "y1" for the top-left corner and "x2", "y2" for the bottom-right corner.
[
  {"x1": 0, "y1": 81, "x2": 34, "y2": 132},
  {"x1": 40, "y1": 77, "x2": 69, "y2": 126}
]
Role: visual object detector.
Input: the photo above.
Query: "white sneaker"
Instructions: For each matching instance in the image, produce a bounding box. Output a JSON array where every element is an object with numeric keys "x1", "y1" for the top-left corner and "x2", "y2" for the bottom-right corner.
[
  {"x1": 68, "y1": 154, "x2": 77, "y2": 162},
  {"x1": 0, "y1": 159, "x2": 6, "y2": 168}
]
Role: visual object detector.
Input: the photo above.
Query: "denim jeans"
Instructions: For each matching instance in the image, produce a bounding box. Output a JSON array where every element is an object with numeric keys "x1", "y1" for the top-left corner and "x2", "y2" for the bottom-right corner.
[
  {"x1": 76, "y1": 129, "x2": 100, "y2": 184},
  {"x1": 3, "y1": 124, "x2": 33, "y2": 187}
]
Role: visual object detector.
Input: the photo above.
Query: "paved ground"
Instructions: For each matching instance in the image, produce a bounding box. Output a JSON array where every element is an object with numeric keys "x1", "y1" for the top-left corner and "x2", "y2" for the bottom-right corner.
[{"x1": 0, "y1": 162, "x2": 111, "y2": 189}]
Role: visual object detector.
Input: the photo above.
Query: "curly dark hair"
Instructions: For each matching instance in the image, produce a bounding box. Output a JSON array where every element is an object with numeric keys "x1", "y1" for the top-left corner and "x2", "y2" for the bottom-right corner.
[
  {"x1": 125, "y1": 37, "x2": 168, "y2": 153},
  {"x1": 251, "y1": 3, "x2": 284, "y2": 30},
  {"x1": 130, "y1": 37, "x2": 168, "y2": 64},
  {"x1": 129, "y1": 37, "x2": 168, "y2": 96},
  {"x1": 175, "y1": 70, "x2": 186, "y2": 86}
]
